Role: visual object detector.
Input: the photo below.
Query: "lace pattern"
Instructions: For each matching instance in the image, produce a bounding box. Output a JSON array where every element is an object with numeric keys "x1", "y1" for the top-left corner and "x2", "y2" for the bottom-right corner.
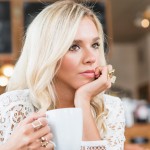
[
  {"x1": 0, "y1": 90, "x2": 35, "y2": 143},
  {"x1": 0, "y1": 90, "x2": 125, "y2": 149},
  {"x1": 81, "y1": 146, "x2": 106, "y2": 150},
  {"x1": 102, "y1": 95, "x2": 125, "y2": 149}
]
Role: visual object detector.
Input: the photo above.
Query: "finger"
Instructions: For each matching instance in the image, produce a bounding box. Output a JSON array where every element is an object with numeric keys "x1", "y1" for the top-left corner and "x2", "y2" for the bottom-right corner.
[
  {"x1": 19, "y1": 112, "x2": 46, "y2": 127},
  {"x1": 32, "y1": 124, "x2": 51, "y2": 140},
  {"x1": 95, "y1": 66, "x2": 103, "y2": 79},
  {"x1": 17, "y1": 119, "x2": 50, "y2": 148},
  {"x1": 27, "y1": 132, "x2": 53, "y2": 150},
  {"x1": 39, "y1": 142, "x2": 54, "y2": 150},
  {"x1": 31, "y1": 117, "x2": 48, "y2": 131},
  {"x1": 40, "y1": 133, "x2": 55, "y2": 149},
  {"x1": 47, "y1": 141, "x2": 55, "y2": 150},
  {"x1": 102, "y1": 66, "x2": 113, "y2": 82},
  {"x1": 107, "y1": 65, "x2": 113, "y2": 79},
  {"x1": 27, "y1": 138, "x2": 41, "y2": 150},
  {"x1": 98, "y1": 66, "x2": 112, "y2": 89},
  {"x1": 101, "y1": 66, "x2": 109, "y2": 80},
  {"x1": 17, "y1": 117, "x2": 49, "y2": 138},
  {"x1": 27, "y1": 112, "x2": 46, "y2": 123},
  {"x1": 36, "y1": 133, "x2": 55, "y2": 150},
  {"x1": 107, "y1": 65, "x2": 116, "y2": 83},
  {"x1": 43, "y1": 132, "x2": 53, "y2": 141},
  {"x1": 40, "y1": 141, "x2": 55, "y2": 150}
]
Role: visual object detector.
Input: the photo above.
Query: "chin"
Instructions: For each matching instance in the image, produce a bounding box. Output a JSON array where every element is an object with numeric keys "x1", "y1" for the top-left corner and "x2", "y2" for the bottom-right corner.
[{"x1": 75, "y1": 80, "x2": 93, "y2": 89}]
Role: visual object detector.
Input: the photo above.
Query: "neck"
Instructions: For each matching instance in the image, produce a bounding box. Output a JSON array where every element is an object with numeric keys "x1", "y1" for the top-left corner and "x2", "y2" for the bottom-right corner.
[{"x1": 54, "y1": 82, "x2": 76, "y2": 108}]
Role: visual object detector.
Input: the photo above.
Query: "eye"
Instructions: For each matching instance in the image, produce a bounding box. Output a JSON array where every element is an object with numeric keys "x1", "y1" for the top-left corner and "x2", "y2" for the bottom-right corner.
[
  {"x1": 69, "y1": 44, "x2": 80, "y2": 51},
  {"x1": 92, "y1": 42, "x2": 100, "y2": 49}
]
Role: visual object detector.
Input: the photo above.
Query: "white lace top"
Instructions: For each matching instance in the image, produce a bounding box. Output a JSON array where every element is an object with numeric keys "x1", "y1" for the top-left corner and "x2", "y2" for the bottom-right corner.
[{"x1": 0, "y1": 89, "x2": 125, "y2": 150}]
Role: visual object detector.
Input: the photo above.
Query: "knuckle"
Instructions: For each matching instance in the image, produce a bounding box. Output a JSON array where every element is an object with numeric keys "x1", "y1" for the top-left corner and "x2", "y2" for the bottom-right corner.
[
  {"x1": 22, "y1": 126, "x2": 30, "y2": 135},
  {"x1": 38, "y1": 117, "x2": 48, "y2": 126}
]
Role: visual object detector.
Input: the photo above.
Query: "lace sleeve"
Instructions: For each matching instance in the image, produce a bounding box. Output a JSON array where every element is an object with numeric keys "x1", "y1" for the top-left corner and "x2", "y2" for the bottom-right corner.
[
  {"x1": 80, "y1": 96, "x2": 125, "y2": 150},
  {"x1": 103, "y1": 96, "x2": 125, "y2": 150},
  {"x1": 0, "y1": 90, "x2": 35, "y2": 144}
]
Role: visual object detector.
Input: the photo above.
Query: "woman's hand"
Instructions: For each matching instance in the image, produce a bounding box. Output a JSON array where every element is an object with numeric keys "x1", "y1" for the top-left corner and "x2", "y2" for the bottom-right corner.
[
  {"x1": 74, "y1": 65, "x2": 112, "y2": 107},
  {"x1": 3, "y1": 112, "x2": 54, "y2": 150},
  {"x1": 74, "y1": 65, "x2": 113, "y2": 141}
]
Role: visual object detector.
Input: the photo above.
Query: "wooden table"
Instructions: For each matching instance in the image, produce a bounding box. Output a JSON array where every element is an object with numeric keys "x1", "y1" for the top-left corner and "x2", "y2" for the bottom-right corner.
[{"x1": 125, "y1": 123, "x2": 150, "y2": 149}]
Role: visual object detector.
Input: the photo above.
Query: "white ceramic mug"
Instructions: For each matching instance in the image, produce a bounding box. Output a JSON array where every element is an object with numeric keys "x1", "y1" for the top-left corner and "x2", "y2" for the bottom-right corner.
[{"x1": 46, "y1": 108, "x2": 83, "y2": 150}]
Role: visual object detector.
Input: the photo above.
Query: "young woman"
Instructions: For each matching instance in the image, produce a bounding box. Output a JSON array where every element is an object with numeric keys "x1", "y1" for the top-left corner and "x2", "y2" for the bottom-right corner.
[{"x1": 0, "y1": 1, "x2": 125, "y2": 149}]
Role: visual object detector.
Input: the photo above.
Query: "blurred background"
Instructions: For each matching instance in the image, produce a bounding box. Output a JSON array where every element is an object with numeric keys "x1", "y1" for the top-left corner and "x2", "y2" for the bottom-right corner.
[{"x1": 0, "y1": 0, "x2": 150, "y2": 149}]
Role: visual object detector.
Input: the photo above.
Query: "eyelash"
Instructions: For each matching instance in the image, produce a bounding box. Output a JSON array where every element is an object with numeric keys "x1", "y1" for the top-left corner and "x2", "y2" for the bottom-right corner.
[
  {"x1": 69, "y1": 44, "x2": 80, "y2": 51},
  {"x1": 69, "y1": 42, "x2": 100, "y2": 51},
  {"x1": 92, "y1": 42, "x2": 100, "y2": 49}
]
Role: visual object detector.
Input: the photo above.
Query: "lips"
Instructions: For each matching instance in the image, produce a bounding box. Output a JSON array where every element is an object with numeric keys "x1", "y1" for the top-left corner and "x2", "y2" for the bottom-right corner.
[
  {"x1": 80, "y1": 70, "x2": 95, "y2": 78},
  {"x1": 83, "y1": 70, "x2": 95, "y2": 73}
]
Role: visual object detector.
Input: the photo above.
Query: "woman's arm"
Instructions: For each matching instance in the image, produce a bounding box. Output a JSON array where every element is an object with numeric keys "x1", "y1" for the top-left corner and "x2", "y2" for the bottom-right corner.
[
  {"x1": 78, "y1": 96, "x2": 125, "y2": 150},
  {"x1": 74, "y1": 66, "x2": 111, "y2": 141}
]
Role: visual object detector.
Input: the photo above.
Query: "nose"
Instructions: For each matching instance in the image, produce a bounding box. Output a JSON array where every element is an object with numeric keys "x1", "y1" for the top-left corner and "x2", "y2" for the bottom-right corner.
[{"x1": 83, "y1": 49, "x2": 96, "y2": 65}]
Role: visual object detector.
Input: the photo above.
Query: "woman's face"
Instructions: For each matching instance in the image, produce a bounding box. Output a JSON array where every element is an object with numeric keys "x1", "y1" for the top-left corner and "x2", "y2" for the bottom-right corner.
[{"x1": 55, "y1": 17, "x2": 102, "y2": 90}]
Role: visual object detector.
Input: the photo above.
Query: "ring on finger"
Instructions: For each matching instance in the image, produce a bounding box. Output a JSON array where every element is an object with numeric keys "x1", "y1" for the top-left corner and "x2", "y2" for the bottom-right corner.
[
  {"x1": 41, "y1": 141, "x2": 49, "y2": 147},
  {"x1": 40, "y1": 136, "x2": 56, "y2": 148},
  {"x1": 31, "y1": 119, "x2": 43, "y2": 130},
  {"x1": 108, "y1": 69, "x2": 116, "y2": 84},
  {"x1": 41, "y1": 137, "x2": 49, "y2": 147},
  {"x1": 108, "y1": 69, "x2": 115, "y2": 78},
  {"x1": 41, "y1": 136, "x2": 47, "y2": 142}
]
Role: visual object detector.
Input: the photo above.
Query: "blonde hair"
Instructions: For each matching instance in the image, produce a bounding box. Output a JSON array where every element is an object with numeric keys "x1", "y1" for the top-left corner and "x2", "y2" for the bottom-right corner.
[{"x1": 7, "y1": 0, "x2": 108, "y2": 136}]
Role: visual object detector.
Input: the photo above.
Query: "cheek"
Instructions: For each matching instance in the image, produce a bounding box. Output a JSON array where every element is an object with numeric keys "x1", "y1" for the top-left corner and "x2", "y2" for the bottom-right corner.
[
  {"x1": 96, "y1": 53, "x2": 102, "y2": 66},
  {"x1": 60, "y1": 55, "x2": 79, "y2": 72}
]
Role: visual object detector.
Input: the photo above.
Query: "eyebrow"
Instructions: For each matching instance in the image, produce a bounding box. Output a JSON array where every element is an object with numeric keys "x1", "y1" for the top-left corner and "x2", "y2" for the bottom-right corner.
[{"x1": 73, "y1": 37, "x2": 100, "y2": 43}]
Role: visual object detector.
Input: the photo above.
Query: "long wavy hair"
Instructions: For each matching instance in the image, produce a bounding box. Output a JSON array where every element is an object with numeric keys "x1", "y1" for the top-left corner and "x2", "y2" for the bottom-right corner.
[{"x1": 7, "y1": 0, "x2": 108, "y2": 136}]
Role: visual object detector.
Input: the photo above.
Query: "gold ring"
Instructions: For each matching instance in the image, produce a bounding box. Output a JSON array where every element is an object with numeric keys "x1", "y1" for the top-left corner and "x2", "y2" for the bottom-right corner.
[
  {"x1": 108, "y1": 69, "x2": 115, "y2": 78},
  {"x1": 108, "y1": 69, "x2": 116, "y2": 84},
  {"x1": 41, "y1": 137, "x2": 49, "y2": 147},
  {"x1": 41, "y1": 141, "x2": 49, "y2": 147},
  {"x1": 41, "y1": 137, "x2": 47, "y2": 142},
  {"x1": 31, "y1": 119, "x2": 43, "y2": 130}
]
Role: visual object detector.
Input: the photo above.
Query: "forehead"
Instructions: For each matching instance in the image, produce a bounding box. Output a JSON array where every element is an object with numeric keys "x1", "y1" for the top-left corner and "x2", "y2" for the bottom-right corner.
[{"x1": 74, "y1": 16, "x2": 100, "y2": 40}]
